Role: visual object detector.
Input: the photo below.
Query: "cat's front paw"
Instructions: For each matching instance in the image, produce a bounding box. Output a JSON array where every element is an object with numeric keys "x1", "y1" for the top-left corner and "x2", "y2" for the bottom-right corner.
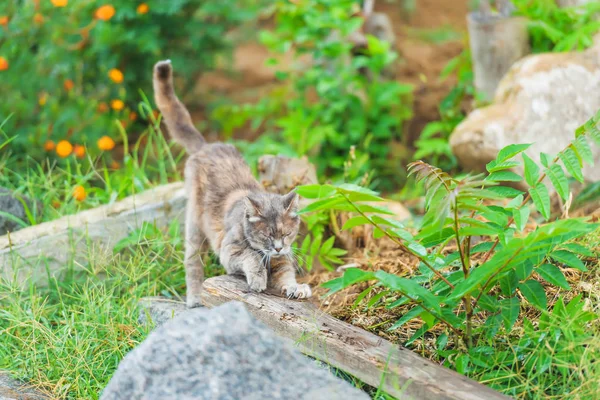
[
  {"x1": 247, "y1": 272, "x2": 268, "y2": 293},
  {"x1": 282, "y1": 283, "x2": 312, "y2": 299}
]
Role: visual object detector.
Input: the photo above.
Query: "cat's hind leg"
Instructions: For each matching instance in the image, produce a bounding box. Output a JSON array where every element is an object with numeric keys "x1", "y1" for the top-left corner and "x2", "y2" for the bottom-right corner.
[{"x1": 183, "y1": 187, "x2": 206, "y2": 308}]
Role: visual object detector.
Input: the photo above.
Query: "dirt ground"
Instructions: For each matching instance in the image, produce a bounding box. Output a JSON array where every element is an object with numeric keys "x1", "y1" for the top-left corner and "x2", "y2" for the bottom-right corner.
[{"x1": 193, "y1": 0, "x2": 470, "y2": 143}]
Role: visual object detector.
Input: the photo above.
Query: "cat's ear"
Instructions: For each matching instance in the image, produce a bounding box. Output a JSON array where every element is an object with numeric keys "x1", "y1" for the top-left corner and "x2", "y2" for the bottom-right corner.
[
  {"x1": 244, "y1": 195, "x2": 263, "y2": 221},
  {"x1": 282, "y1": 190, "x2": 299, "y2": 215}
]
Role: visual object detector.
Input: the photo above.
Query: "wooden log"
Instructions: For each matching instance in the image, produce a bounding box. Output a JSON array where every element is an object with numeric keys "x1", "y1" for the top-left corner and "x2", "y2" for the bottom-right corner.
[
  {"x1": 201, "y1": 275, "x2": 510, "y2": 400},
  {"x1": 468, "y1": 12, "x2": 530, "y2": 100},
  {"x1": 0, "y1": 183, "x2": 186, "y2": 285}
]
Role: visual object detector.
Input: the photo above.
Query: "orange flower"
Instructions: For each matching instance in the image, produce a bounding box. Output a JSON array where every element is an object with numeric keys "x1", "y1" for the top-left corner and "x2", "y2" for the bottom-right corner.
[
  {"x1": 137, "y1": 3, "x2": 149, "y2": 14},
  {"x1": 39, "y1": 92, "x2": 48, "y2": 106},
  {"x1": 95, "y1": 5, "x2": 115, "y2": 21},
  {"x1": 110, "y1": 160, "x2": 120, "y2": 169},
  {"x1": 108, "y1": 68, "x2": 123, "y2": 84},
  {"x1": 34, "y1": 13, "x2": 44, "y2": 24},
  {"x1": 73, "y1": 185, "x2": 86, "y2": 202},
  {"x1": 97, "y1": 135, "x2": 115, "y2": 151},
  {"x1": 51, "y1": 200, "x2": 61, "y2": 208},
  {"x1": 97, "y1": 102, "x2": 109, "y2": 113},
  {"x1": 74, "y1": 145, "x2": 85, "y2": 159},
  {"x1": 129, "y1": 111, "x2": 137, "y2": 121},
  {"x1": 51, "y1": 0, "x2": 68, "y2": 7},
  {"x1": 56, "y1": 140, "x2": 73, "y2": 158},
  {"x1": 64, "y1": 79, "x2": 74, "y2": 91},
  {"x1": 0, "y1": 16, "x2": 8, "y2": 26},
  {"x1": 44, "y1": 140, "x2": 56, "y2": 151},
  {"x1": 110, "y1": 99, "x2": 124, "y2": 111},
  {"x1": 0, "y1": 57, "x2": 8, "y2": 71}
]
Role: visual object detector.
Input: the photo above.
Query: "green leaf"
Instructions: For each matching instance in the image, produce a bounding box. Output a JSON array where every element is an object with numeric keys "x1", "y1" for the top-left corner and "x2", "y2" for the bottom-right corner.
[
  {"x1": 540, "y1": 152, "x2": 551, "y2": 168},
  {"x1": 561, "y1": 243, "x2": 594, "y2": 257},
  {"x1": 500, "y1": 272, "x2": 519, "y2": 296},
  {"x1": 522, "y1": 153, "x2": 540, "y2": 187},
  {"x1": 374, "y1": 271, "x2": 441, "y2": 312},
  {"x1": 500, "y1": 297, "x2": 520, "y2": 331},
  {"x1": 512, "y1": 206, "x2": 530, "y2": 231},
  {"x1": 342, "y1": 216, "x2": 370, "y2": 230},
  {"x1": 529, "y1": 184, "x2": 551, "y2": 220},
  {"x1": 573, "y1": 135, "x2": 594, "y2": 165},
  {"x1": 559, "y1": 147, "x2": 584, "y2": 183},
  {"x1": 478, "y1": 294, "x2": 499, "y2": 313},
  {"x1": 550, "y1": 250, "x2": 587, "y2": 271},
  {"x1": 319, "y1": 236, "x2": 335, "y2": 255},
  {"x1": 486, "y1": 160, "x2": 521, "y2": 173},
  {"x1": 497, "y1": 143, "x2": 532, "y2": 163},
  {"x1": 295, "y1": 184, "x2": 336, "y2": 199},
  {"x1": 388, "y1": 306, "x2": 424, "y2": 331},
  {"x1": 536, "y1": 263, "x2": 570, "y2": 290},
  {"x1": 487, "y1": 186, "x2": 524, "y2": 198},
  {"x1": 518, "y1": 280, "x2": 547, "y2": 310},
  {"x1": 546, "y1": 164, "x2": 569, "y2": 202},
  {"x1": 486, "y1": 171, "x2": 523, "y2": 182},
  {"x1": 321, "y1": 268, "x2": 375, "y2": 295},
  {"x1": 408, "y1": 243, "x2": 428, "y2": 257},
  {"x1": 299, "y1": 196, "x2": 344, "y2": 214}
]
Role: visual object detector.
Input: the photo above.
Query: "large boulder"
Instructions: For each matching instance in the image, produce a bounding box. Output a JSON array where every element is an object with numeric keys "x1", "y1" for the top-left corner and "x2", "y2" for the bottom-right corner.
[
  {"x1": 450, "y1": 40, "x2": 600, "y2": 183},
  {"x1": 101, "y1": 302, "x2": 369, "y2": 400},
  {"x1": 0, "y1": 188, "x2": 40, "y2": 235}
]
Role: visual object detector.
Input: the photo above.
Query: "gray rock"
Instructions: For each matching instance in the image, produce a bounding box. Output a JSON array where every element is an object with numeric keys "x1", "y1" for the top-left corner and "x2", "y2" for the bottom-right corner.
[
  {"x1": 0, "y1": 188, "x2": 40, "y2": 235},
  {"x1": 0, "y1": 372, "x2": 47, "y2": 400},
  {"x1": 450, "y1": 37, "x2": 600, "y2": 184},
  {"x1": 102, "y1": 302, "x2": 369, "y2": 400},
  {"x1": 137, "y1": 296, "x2": 188, "y2": 328}
]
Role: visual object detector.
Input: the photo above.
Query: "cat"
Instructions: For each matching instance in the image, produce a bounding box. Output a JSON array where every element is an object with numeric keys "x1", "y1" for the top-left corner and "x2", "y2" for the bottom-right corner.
[{"x1": 153, "y1": 60, "x2": 312, "y2": 308}]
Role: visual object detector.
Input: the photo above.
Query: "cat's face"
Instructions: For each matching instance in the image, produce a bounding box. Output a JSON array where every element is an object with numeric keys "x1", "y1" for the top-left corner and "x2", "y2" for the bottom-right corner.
[{"x1": 243, "y1": 191, "x2": 300, "y2": 257}]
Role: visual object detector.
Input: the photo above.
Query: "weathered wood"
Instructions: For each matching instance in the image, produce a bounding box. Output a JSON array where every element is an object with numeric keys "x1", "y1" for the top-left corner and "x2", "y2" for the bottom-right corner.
[
  {"x1": 201, "y1": 275, "x2": 510, "y2": 400},
  {"x1": 0, "y1": 183, "x2": 186, "y2": 285},
  {"x1": 468, "y1": 12, "x2": 530, "y2": 100}
]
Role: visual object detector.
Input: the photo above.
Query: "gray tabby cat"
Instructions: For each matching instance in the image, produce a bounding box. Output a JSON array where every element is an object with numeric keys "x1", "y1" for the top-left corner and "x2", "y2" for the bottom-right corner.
[{"x1": 153, "y1": 60, "x2": 312, "y2": 308}]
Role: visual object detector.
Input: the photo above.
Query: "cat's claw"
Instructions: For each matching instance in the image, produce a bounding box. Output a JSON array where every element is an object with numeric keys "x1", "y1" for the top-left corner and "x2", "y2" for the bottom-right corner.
[{"x1": 282, "y1": 284, "x2": 312, "y2": 299}]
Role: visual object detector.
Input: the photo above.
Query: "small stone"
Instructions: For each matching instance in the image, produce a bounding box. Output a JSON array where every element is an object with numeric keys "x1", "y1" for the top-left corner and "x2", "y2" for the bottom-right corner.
[{"x1": 0, "y1": 372, "x2": 48, "y2": 400}]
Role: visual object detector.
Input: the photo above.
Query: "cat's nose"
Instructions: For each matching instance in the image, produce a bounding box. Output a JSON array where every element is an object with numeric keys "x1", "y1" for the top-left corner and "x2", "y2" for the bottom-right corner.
[{"x1": 274, "y1": 246, "x2": 282, "y2": 253}]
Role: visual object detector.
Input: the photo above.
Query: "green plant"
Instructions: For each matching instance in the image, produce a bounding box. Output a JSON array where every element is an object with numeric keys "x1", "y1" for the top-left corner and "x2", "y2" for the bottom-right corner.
[
  {"x1": 213, "y1": 0, "x2": 413, "y2": 186},
  {"x1": 513, "y1": 0, "x2": 600, "y2": 52},
  {"x1": 0, "y1": 95, "x2": 183, "y2": 226},
  {"x1": 306, "y1": 108, "x2": 600, "y2": 350},
  {"x1": 0, "y1": 0, "x2": 259, "y2": 163}
]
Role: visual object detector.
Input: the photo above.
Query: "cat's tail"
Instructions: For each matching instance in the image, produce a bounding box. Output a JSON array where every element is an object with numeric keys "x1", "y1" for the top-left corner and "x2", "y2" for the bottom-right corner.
[{"x1": 153, "y1": 60, "x2": 205, "y2": 154}]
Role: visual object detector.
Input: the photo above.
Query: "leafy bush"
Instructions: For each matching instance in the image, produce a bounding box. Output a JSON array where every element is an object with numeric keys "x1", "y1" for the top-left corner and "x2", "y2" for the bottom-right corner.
[
  {"x1": 0, "y1": 0, "x2": 258, "y2": 163},
  {"x1": 303, "y1": 108, "x2": 600, "y2": 349},
  {"x1": 213, "y1": 0, "x2": 413, "y2": 186}
]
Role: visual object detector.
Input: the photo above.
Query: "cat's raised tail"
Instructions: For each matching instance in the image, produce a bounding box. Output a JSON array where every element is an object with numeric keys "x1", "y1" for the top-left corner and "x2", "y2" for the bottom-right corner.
[{"x1": 153, "y1": 60, "x2": 206, "y2": 154}]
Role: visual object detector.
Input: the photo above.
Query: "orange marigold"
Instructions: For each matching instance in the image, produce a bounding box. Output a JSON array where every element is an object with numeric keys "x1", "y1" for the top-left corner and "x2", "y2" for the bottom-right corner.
[
  {"x1": 108, "y1": 68, "x2": 123, "y2": 84},
  {"x1": 0, "y1": 16, "x2": 8, "y2": 26},
  {"x1": 74, "y1": 144, "x2": 85, "y2": 159},
  {"x1": 39, "y1": 92, "x2": 48, "y2": 106},
  {"x1": 51, "y1": 0, "x2": 68, "y2": 7},
  {"x1": 97, "y1": 102, "x2": 109, "y2": 113},
  {"x1": 0, "y1": 57, "x2": 8, "y2": 71},
  {"x1": 111, "y1": 99, "x2": 124, "y2": 111},
  {"x1": 34, "y1": 13, "x2": 44, "y2": 24},
  {"x1": 64, "y1": 79, "x2": 74, "y2": 91},
  {"x1": 44, "y1": 140, "x2": 56, "y2": 151},
  {"x1": 97, "y1": 135, "x2": 115, "y2": 151},
  {"x1": 56, "y1": 140, "x2": 73, "y2": 158},
  {"x1": 95, "y1": 5, "x2": 115, "y2": 21},
  {"x1": 129, "y1": 111, "x2": 137, "y2": 121},
  {"x1": 110, "y1": 160, "x2": 120, "y2": 169},
  {"x1": 73, "y1": 185, "x2": 86, "y2": 202},
  {"x1": 137, "y1": 3, "x2": 149, "y2": 14}
]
